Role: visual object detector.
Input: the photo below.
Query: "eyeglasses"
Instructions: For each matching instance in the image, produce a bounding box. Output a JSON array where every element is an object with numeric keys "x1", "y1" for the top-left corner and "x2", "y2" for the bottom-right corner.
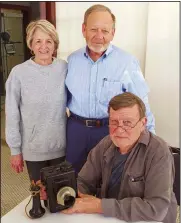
[{"x1": 109, "y1": 118, "x2": 141, "y2": 131}]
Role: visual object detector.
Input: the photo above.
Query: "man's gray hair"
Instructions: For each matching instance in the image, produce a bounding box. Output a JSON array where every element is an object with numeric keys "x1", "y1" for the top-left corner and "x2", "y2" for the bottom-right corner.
[{"x1": 83, "y1": 4, "x2": 116, "y2": 29}]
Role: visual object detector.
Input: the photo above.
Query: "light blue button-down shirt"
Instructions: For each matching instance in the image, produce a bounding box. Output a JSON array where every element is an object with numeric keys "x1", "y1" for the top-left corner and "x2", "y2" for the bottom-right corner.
[{"x1": 65, "y1": 44, "x2": 155, "y2": 133}]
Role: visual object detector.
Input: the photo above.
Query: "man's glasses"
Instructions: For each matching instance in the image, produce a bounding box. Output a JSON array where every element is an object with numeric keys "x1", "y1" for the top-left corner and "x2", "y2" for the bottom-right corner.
[{"x1": 109, "y1": 118, "x2": 142, "y2": 131}]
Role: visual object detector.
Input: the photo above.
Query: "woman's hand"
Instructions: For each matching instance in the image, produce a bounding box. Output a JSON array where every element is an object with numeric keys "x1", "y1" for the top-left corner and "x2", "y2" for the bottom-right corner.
[
  {"x1": 40, "y1": 186, "x2": 47, "y2": 200},
  {"x1": 10, "y1": 154, "x2": 24, "y2": 173}
]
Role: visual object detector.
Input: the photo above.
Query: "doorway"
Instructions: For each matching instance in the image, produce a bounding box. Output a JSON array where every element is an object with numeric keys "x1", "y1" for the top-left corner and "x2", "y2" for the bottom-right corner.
[
  {"x1": 0, "y1": 3, "x2": 31, "y2": 96},
  {"x1": 1, "y1": 9, "x2": 25, "y2": 84}
]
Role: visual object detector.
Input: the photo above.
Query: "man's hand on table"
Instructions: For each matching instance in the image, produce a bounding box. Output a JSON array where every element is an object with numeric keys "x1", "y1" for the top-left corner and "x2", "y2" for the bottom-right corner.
[{"x1": 61, "y1": 191, "x2": 103, "y2": 214}]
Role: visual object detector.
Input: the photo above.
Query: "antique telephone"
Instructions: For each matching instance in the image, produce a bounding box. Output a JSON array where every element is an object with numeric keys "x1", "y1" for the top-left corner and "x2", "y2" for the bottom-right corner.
[{"x1": 25, "y1": 161, "x2": 77, "y2": 218}]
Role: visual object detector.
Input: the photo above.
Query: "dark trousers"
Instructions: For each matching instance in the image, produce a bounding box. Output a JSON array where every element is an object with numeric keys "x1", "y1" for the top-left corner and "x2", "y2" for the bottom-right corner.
[
  {"x1": 66, "y1": 117, "x2": 109, "y2": 173},
  {"x1": 26, "y1": 156, "x2": 65, "y2": 182}
]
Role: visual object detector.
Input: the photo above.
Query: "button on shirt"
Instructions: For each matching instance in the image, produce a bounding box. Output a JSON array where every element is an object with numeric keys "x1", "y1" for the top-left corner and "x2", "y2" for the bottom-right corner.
[{"x1": 65, "y1": 44, "x2": 155, "y2": 133}]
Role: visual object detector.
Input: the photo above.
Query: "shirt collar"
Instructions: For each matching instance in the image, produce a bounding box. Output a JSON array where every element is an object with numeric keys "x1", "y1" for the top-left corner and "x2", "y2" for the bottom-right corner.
[
  {"x1": 105, "y1": 43, "x2": 113, "y2": 56},
  {"x1": 137, "y1": 129, "x2": 150, "y2": 147},
  {"x1": 103, "y1": 130, "x2": 150, "y2": 163},
  {"x1": 83, "y1": 44, "x2": 113, "y2": 59},
  {"x1": 29, "y1": 57, "x2": 57, "y2": 68}
]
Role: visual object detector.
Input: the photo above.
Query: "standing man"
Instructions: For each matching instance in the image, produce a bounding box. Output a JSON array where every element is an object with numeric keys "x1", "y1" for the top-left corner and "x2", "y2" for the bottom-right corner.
[{"x1": 65, "y1": 4, "x2": 155, "y2": 173}]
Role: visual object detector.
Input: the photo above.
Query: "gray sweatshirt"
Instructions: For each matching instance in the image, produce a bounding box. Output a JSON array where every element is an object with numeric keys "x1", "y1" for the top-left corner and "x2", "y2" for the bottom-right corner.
[{"x1": 5, "y1": 58, "x2": 67, "y2": 161}]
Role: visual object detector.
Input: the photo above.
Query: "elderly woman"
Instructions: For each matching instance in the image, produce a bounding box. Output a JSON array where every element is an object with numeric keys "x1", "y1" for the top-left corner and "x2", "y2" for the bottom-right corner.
[{"x1": 5, "y1": 20, "x2": 67, "y2": 191}]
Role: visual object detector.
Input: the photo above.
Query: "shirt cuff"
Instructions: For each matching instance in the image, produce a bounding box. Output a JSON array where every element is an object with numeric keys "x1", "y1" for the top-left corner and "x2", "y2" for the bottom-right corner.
[
  {"x1": 10, "y1": 147, "x2": 21, "y2": 156},
  {"x1": 101, "y1": 198, "x2": 115, "y2": 217}
]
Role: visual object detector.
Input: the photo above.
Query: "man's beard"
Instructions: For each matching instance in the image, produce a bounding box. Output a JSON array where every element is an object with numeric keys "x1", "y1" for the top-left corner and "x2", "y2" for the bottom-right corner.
[{"x1": 87, "y1": 43, "x2": 108, "y2": 53}]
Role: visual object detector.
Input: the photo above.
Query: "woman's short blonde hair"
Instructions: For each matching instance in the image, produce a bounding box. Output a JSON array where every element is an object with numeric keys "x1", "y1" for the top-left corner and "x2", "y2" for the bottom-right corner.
[{"x1": 26, "y1": 19, "x2": 59, "y2": 52}]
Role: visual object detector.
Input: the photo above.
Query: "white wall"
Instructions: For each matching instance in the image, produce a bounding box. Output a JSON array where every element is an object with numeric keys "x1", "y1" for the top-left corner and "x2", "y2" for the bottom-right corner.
[
  {"x1": 56, "y1": 2, "x2": 148, "y2": 73},
  {"x1": 145, "y1": 2, "x2": 179, "y2": 147}
]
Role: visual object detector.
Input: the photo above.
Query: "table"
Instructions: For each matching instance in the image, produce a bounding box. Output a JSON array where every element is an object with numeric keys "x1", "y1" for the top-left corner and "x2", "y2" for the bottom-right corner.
[{"x1": 1, "y1": 196, "x2": 161, "y2": 223}]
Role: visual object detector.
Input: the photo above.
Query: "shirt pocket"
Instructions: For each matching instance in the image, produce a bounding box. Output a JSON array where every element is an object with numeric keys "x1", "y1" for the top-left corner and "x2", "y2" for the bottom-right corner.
[
  {"x1": 28, "y1": 123, "x2": 66, "y2": 153},
  {"x1": 127, "y1": 173, "x2": 145, "y2": 198},
  {"x1": 99, "y1": 79, "x2": 122, "y2": 105}
]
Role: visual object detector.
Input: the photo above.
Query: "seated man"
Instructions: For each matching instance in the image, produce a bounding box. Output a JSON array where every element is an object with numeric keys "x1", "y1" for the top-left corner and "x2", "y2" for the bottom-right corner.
[{"x1": 62, "y1": 92, "x2": 177, "y2": 223}]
